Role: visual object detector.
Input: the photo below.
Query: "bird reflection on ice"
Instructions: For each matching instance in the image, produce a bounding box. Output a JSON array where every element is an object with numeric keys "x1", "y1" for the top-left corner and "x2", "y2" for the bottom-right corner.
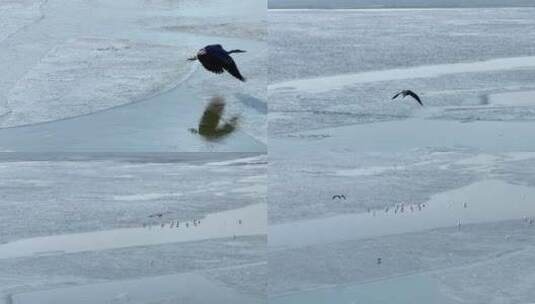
[{"x1": 189, "y1": 96, "x2": 240, "y2": 141}]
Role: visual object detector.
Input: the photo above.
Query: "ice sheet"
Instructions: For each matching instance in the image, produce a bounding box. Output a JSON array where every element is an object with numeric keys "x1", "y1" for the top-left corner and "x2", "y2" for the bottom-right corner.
[
  {"x1": 270, "y1": 56, "x2": 535, "y2": 93},
  {"x1": 12, "y1": 272, "x2": 262, "y2": 304},
  {"x1": 0, "y1": 204, "x2": 266, "y2": 259},
  {"x1": 271, "y1": 180, "x2": 535, "y2": 249},
  {"x1": 0, "y1": 38, "x2": 193, "y2": 128},
  {"x1": 488, "y1": 90, "x2": 535, "y2": 107},
  {"x1": 0, "y1": 1, "x2": 45, "y2": 43}
]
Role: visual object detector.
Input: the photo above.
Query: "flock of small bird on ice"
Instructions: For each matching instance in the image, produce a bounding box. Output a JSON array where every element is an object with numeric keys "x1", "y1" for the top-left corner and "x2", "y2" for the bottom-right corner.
[
  {"x1": 143, "y1": 214, "x2": 244, "y2": 233},
  {"x1": 334, "y1": 196, "x2": 535, "y2": 265}
]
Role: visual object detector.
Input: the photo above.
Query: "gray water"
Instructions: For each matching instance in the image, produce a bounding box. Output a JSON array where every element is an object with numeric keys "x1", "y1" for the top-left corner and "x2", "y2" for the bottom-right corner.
[{"x1": 271, "y1": 273, "x2": 455, "y2": 304}]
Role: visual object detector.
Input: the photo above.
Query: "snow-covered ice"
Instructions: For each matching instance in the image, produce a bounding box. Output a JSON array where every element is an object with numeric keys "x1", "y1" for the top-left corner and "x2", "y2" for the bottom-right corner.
[
  {"x1": 269, "y1": 8, "x2": 535, "y2": 136},
  {"x1": 269, "y1": 7, "x2": 535, "y2": 303},
  {"x1": 270, "y1": 56, "x2": 535, "y2": 94},
  {"x1": 1, "y1": 38, "x2": 193, "y2": 128},
  {"x1": 0, "y1": 0, "x2": 267, "y2": 149},
  {"x1": 488, "y1": 90, "x2": 535, "y2": 107},
  {"x1": 0, "y1": 1, "x2": 45, "y2": 43},
  {"x1": 0, "y1": 203, "x2": 266, "y2": 259},
  {"x1": 0, "y1": 153, "x2": 267, "y2": 303}
]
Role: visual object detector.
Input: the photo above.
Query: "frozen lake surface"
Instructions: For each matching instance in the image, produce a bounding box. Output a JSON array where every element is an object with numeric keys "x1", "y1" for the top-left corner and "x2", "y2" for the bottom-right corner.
[
  {"x1": 0, "y1": 153, "x2": 267, "y2": 303},
  {"x1": 12, "y1": 271, "x2": 263, "y2": 304},
  {"x1": 272, "y1": 273, "x2": 454, "y2": 304},
  {"x1": 0, "y1": 77, "x2": 265, "y2": 152},
  {"x1": 269, "y1": 8, "x2": 535, "y2": 303},
  {"x1": 269, "y1": 8, "x2": 535, "y2": 135},
  {"x1": 271, "y1": 180, "x2": 535, "y2": 249},
  {"x1": 0, "y1": 203, "x2": 266, "y2": 259},
  {"x1": 0, "y1": 0, "x2": 267, "y2": 150}
]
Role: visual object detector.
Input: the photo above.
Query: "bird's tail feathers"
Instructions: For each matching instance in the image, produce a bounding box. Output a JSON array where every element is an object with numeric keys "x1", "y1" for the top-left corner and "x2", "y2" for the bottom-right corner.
[{"x1": 228, "y1": 49, "x2": 247, "y2": 54}]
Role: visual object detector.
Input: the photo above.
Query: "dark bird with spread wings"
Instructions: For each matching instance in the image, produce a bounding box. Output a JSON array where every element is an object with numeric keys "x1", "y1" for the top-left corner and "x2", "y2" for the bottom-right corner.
[
  {"x1": 188, "y1": 44, "x2": 246, "y2": 81},
  {"x1": 189, "y1": 96, "x2": 239, "y2": 141},
  {"x1": 392, "y1": 90, "x2": 423, "y2": 106}
]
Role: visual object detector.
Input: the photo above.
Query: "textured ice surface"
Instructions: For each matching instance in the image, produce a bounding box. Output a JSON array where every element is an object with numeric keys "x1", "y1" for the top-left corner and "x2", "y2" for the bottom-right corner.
[
  {"x1": 0, "y1": 0, "x2": 267, "y2": 145},
  {"x1": 269, "y1": 9, "x2": 535, "y2": 83},
  {"x1": 270, "y1": 220, "x2": 535, "y2": 298},
  {"x1": 1, "y1": 38, "x2": 192, "y2": 128},
  {"x1": 269, "y1": 9, "x2": 535, "y2": 135},
  {"x1": 269, "y1": 146, "x2": 535, "y2": 302},
  {"x1": 11, "y1": 271, "x2": 262, "y2": 304},
  {"x1": 0, "y1": 1, "x2": 45, "y2": 43},
  {"x1": 269, "y1": 0, "x2": 535, "y2": 9},
  {"x1": 154, "y1": 16, "x2": 267, "y2": 40},
  {"x1": 267, "y1": 7, "x2": 535, "y2": 303},
  {"x1": 0, "y1": 154, "x2": 266, "y2": 243},
  {"x1": 0, "y1": 154, "x2": 266, "y2": 302},
  {"x1": 270, "y1": 142, "x2": 535, "y2": 224},
  {"x1": 1, "y1": 237, "x2": 266, "y2": 299}
]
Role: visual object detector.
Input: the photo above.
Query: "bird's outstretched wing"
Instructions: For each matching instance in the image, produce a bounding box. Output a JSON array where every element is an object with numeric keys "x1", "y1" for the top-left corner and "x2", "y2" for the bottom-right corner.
[
  {"x1": 222, "y1": 58, "x2": 246, "y2": 82},
  {"x1": 392, "y1": 92, "x2": 402, "y2": 100},
  {"x1": 406, "y1": 90, "x2": 423, "y2": 106},
  {"x1": 208, "y1": 46, "x2": 246, "y2": 81},
  {"x1": 198, "y1": 54, "x2": 225, "y2": 74}
]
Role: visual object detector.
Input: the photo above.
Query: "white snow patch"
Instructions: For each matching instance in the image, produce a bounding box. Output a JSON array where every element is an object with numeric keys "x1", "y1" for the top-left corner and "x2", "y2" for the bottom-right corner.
[
  {"x1": 270, "y1": 56, "x2": 535, "y2": 93},
  {"x1": 206, "y1": 155, "x2": 267, "y2": 166},
  {"x1": 333, "y1": 159, "x2": 444, "y2": 177},
  {"x1": 112, "y1": 193, "x2": 183, "y2": 201}
]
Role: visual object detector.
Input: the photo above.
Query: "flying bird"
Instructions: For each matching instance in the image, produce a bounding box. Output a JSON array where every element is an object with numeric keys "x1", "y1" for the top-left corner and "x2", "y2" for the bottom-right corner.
[
  {"x1": 332, "y1": 194, "x2": 346, "y2": 200},
  {"x1": 189, "y1": 96, "x2": 239, "y2": 141},
  {"x1": 188, "y1": 44, "x2": 246, "y2": 81},
  {"x1": 392, "y1": 90, "x2": 423, "y2": 106}
]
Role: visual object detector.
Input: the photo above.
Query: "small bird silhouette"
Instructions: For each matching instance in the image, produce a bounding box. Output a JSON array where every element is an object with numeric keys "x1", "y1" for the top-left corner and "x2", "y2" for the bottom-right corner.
[
  {"x1": 392, "y1": 90, "x2": 423, "y2": 106},
  {"x1": 188, "y1": 44, "x2": 246, "y2": 81},
  {"x1": 332, "y1": 194, "x2": 346, "y2": 200}
]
